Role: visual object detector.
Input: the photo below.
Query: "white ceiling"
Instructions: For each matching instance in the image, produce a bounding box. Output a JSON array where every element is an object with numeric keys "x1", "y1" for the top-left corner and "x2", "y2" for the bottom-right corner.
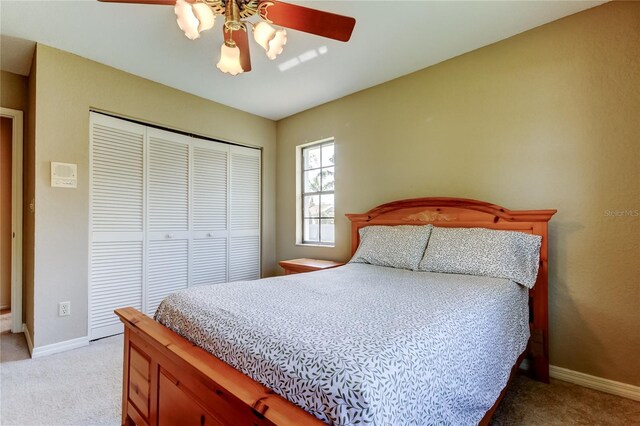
[{"x1": 1, "y1": 0, "x2": 606, "y2": 120}]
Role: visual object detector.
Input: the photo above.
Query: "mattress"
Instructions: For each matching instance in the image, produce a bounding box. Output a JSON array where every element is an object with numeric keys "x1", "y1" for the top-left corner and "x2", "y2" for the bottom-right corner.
[{"x1": 155, "y1": 263, "x2": 530, "y2": 425}]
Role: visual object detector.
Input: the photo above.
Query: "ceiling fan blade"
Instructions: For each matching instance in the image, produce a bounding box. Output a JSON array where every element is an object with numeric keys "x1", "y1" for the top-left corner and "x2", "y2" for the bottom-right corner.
[
  {"x1": 225, "y1": 24, "x2": 252, "y2": 72},
  {"x1": 258, "y1": 1, "x2": 355, "y2": 42},
  {"x1": 97, "y1": 0, "x2": 182, "y2": 5}
]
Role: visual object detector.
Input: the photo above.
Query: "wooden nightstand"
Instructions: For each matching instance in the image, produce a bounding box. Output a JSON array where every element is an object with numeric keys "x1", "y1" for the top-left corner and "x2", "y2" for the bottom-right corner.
[{"x1": 279, "y1": 258, "x2": 345, "y2": 275}]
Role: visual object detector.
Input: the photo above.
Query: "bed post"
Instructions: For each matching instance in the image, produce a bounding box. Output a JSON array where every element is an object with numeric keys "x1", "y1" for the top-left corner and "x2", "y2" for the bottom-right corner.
[
  {"x1": 121, "y1": 328, "x2": 134, "y2": 426},
  {"x1": 530, "y1": 222, "x2": 550, "y2": 383}
]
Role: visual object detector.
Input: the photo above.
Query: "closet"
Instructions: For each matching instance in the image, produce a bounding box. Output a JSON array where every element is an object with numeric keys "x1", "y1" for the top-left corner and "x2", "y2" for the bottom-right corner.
[{"x1": 89, "y1": 112, "x2": 260, "y2": 340}]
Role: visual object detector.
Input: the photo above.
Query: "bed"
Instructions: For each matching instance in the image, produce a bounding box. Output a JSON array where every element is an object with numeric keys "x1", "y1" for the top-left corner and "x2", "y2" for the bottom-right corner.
[{"x1": 116, "y1": 197, "x2": 556, "y2": 426}]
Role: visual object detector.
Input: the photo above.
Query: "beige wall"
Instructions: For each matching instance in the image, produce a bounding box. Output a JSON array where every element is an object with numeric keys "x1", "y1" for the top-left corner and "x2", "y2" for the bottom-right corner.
[
  {"x1": 1, "y1": 70, "x2": 28, "y2": 111},
  {"x1": 31, "y1": 45, "x2": 277, "y2": 348},
  {"x1": 276, "y1": 2, "x2": 640, "y2": 386}
]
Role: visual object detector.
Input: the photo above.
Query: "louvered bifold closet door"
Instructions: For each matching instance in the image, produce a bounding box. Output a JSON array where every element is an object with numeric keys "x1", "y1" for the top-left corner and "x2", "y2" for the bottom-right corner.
[
  {"x1": 192, "y1": 140, "x2": 229, "y2": 286},
  {"x1": 229, "y1": 145, "x2": 261, "y2": 282},
  {"x1": 89, "y1": 113, "x2": 145, "y2": 340},
  {"x1": 146, "y1": 128, "x2": 190, "y2": 315}
]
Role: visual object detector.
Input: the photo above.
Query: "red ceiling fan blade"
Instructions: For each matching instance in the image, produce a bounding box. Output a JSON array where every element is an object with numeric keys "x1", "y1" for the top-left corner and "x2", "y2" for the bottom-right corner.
[
  {"x1": 98, "y1": 0, "x2": 182, "y2": 5},
  {"x1": 258, "y1": 1, "x2": 355, "y2": 42},
  {"x1": 224, "y1": 24, "x2": 252, "y2": 72}
]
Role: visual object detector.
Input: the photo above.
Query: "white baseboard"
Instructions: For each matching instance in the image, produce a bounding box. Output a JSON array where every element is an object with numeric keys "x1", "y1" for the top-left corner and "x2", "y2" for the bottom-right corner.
[
  {"x1": 22, "y1": 323, "x2": 34, "y2": 355},
  {"x1": 31, "y1": 335, "x2": 90, "y2": 358},
  {"x1": 21, "y1": 324, "x2": 90, "y2": 358},
  {"x1": 550, "y1": 365, "x2": 640, "y2": 402}
]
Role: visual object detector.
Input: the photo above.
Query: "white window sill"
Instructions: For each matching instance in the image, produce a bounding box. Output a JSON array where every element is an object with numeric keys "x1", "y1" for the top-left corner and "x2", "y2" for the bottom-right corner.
[{"x1": 296, "y1": 243, "x2": 335, "y2": 248}]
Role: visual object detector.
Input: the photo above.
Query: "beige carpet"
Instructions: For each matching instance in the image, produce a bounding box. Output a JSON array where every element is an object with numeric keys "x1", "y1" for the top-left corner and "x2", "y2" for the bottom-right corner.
[
  {"x1": 491, "y1": 375, "x2": 640, "y2": 425},
  {"x1": 1, "y1": 331, "x2": 639, "y2": 426},
  {"x1": 1, "y1": 332, "x2": 121, "y2": 426},
  {"x1": 0, "y1": 312, "x2": 11, "y2": 333}
]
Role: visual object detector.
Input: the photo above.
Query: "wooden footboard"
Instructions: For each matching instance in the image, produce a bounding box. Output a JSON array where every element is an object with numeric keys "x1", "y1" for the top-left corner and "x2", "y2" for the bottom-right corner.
[{"x1": 115, "y1": 307, "x2": 324, "y2": 426}]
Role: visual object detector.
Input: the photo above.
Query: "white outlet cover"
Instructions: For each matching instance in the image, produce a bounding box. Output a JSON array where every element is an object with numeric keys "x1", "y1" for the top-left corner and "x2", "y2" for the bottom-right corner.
[{"x1": 59, "y1": 301, "x2": 71, "y2": 316}]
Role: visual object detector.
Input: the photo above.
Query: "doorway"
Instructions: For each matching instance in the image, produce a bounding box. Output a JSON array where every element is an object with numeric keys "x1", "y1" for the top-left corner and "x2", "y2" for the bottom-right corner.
[
  {"x1": 1, "y1": 116, "x2": 11, "y2": 331},
  {"x1": 0, "y1": 108, "x2": 23, "y2": 334}
]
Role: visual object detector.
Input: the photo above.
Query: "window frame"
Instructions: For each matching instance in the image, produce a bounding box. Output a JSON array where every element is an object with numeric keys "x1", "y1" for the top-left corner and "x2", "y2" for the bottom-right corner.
[{"x1": 297, "y1": 138, "x2": 335, "y2": 247}]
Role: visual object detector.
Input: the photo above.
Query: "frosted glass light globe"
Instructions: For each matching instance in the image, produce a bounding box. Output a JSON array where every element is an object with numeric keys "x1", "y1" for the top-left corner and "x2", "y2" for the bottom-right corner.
[
  {"x1": 192, "y1": 3, "x2": 215, "y2": 33},
  {"x1": 216, "y1": 44, "x2": 244, "y2": 76},
  {"x1": 253, "y1": 22, "x2": 287, "y2": 60},
  {"x1": 253, "y1": 21, "x2": 276, "y2": 51},
  {"x1": 266, "y1": 29, "x2": 287, "y2": 60},
  {"x1": 175, "y1": 0, "x2": 200, "y2": 40}
]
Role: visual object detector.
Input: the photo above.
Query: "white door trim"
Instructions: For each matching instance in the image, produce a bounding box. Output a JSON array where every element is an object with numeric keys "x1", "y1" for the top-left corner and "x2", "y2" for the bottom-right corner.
[{"x1": 1, "y1": 107, "x2": 24, "y2": 334}]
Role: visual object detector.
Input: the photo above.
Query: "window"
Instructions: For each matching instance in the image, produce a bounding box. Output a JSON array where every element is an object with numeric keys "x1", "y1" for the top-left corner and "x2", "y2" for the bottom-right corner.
[{"x1": 300, "y1": 140, "x2": 334, "y2": 245}]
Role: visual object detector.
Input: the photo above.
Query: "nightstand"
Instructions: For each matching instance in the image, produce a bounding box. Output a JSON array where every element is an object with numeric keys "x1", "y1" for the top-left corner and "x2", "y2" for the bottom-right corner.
[{"x1": 279, "y1": 258, "x2": 345, "y2": 275}]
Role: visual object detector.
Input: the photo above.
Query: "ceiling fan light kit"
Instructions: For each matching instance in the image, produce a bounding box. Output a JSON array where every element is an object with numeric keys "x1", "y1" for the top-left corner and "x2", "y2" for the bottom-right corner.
[
  {"x1": 175, "y1": 0, "x2": 216, "y2": 39},
  {"x1": 217, "y1": 42, "x2": 244, "y2": 75},
  {"x1": 193, "y1": 3, "x2": 216, "y2": 32},
  {"x1": 253, "y1": 21, "x2": 287, "y2": 60},
  {"x1": 99, "y1": 0, "x2": 356, "y2": 76}
]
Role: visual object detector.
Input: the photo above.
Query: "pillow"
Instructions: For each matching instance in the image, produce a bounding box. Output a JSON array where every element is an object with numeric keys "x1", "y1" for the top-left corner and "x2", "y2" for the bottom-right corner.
[
  {"x1": 350, "y1": 225, "x2": 433, "y2": 270},
  {"x1": 418, "y1": 227, "x2": 542, "y2": 288}
]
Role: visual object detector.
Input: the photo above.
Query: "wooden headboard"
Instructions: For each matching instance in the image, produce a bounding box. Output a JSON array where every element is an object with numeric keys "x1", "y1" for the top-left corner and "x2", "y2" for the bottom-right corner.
[{"x1": 345, "y1": 197, "x2": 557, "y2": 382}]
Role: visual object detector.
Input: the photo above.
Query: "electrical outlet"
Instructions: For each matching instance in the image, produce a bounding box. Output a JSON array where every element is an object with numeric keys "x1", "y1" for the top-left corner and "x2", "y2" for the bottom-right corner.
[{"x1": 59, "y1": 301, "x2": 71, "y2": 317}]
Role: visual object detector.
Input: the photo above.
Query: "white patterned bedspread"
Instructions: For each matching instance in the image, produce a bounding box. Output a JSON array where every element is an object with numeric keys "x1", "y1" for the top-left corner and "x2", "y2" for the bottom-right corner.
[{"x1": 155, "y1": 263, "x2": 529, "y2": 425}]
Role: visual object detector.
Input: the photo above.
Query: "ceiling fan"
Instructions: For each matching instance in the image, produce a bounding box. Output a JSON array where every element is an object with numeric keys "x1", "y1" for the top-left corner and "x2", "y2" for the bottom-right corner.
[{"x1": 98, "y1": 0, "x2": 356, "y2": 75}]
